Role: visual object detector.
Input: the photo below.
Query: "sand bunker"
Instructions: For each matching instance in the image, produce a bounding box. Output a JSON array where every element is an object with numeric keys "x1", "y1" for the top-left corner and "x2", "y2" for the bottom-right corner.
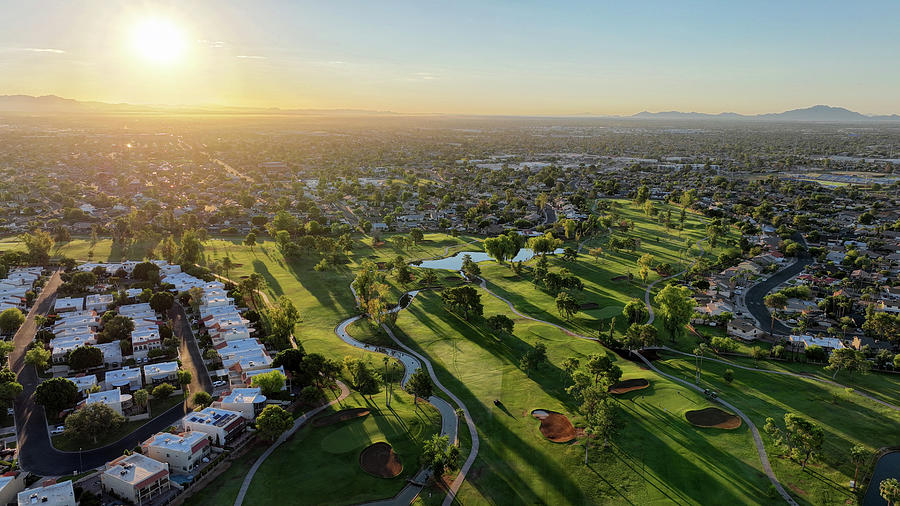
[
  {"x1": 531, "y1": 409, "x2": 576, "y2": 443},
  {"x1": 359, "y1": 442, "x2": 403, "y2": 478},
  {"x1": 608, "y1": 378, "x2": 650, "y2": 395},
  {"x1": 312, "y1": 408, "x2": 370, "y2": 427},
  {"x1": 685, "y1": 407, "x2": 742, "y2": 429}
]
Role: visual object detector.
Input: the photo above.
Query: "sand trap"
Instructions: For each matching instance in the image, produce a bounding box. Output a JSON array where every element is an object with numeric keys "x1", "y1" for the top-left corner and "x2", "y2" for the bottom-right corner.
[
  {"x1": 531, "y1": 409, "x2": 576, "y2": 443},
  {"x1": 359, "y1": 442, "x2": 403, "y2": 478},
  {"x1": 608, "y1": 378, "x2": 650, "y2": 395},
  {"x1": 312, "y1": 408, "x2": 370, "y2": 427},
  {"x1": 685, "y1": 407, "x2": 742, "y2": 429}
]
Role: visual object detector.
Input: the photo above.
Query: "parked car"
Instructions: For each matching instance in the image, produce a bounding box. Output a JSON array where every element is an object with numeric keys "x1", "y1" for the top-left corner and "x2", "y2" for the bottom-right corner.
[
  {"x1": 50, "y1": 425, "x2": 65, "y2": 435},
  {"x1": 213, "y1": 380, "x2": 227, "y2": 388}
]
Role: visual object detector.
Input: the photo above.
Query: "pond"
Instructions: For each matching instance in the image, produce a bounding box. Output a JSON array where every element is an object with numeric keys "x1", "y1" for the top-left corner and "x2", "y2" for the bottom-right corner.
[
  {"x1": 864, "y1": 451, "x2": 900, "y2": 505},
  {"x1": 415, "y1": 248, "x2": 565, "y2": 271}
]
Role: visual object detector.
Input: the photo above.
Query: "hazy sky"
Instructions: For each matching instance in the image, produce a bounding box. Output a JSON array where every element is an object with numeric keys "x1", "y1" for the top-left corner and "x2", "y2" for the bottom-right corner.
[{"x1": 1, "y1": 0, "x2": 898, "y2": 115}]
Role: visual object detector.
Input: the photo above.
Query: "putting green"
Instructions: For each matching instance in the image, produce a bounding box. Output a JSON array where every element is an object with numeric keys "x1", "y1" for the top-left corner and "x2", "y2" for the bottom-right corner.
[{"x1": 319, "y1": 412, "x2": 429, "y2": 454}]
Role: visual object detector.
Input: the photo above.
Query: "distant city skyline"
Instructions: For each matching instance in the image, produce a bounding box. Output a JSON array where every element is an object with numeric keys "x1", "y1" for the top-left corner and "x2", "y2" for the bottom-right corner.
[{"x1": 2, "y1": 0, "x2": 899, "y2": 115}]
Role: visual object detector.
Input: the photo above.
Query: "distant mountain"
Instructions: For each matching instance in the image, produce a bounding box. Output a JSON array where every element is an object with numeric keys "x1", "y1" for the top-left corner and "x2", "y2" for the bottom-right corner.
[{"x1": 633, "y1": 105, "x2": 900, "y2": 121}]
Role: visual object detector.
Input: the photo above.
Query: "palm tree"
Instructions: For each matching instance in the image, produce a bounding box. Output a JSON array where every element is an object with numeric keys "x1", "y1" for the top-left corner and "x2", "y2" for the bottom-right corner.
[
  {"x1": 693, "y1": 344, "x2": 709, "y2": 384},
  {"x1": 764, "y1": 293, "x2": 787, "y2": 336},
  {"x1": 849, "y1": 445, "x2": 869, "y2": 490}
]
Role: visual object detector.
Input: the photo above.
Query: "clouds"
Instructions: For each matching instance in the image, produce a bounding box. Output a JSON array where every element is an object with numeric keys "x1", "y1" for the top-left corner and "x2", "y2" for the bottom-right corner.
[
  {"x1": 10, "y1": 47, "x2": 66, "y2": 54},
  {"x1": 235, "y1": 55, "x2": 267, "y2": 59}
]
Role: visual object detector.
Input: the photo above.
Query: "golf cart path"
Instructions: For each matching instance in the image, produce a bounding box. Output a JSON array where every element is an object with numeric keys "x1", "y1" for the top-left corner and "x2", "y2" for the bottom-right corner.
[
  {"x1": 337, "y1": 286, "x2": 477, "y2": 506},
  {"x1": 633, "y1": 351, "x2": 799, "y2": 506},
  {"x1": 233, "y1": 380, "x2": 350, "y2": 506},
  {"x1": 468, "y1": 237, "x2": 796, "y2": 505},
  {"x1": 659, "y1": 348, "x2": 900, "y2": 412}
]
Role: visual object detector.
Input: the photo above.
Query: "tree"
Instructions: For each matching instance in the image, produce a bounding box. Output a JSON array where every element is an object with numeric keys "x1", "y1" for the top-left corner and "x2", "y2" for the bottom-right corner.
[
  {"x1": 152, "y1": 383, "x2": 175, "y2": 399},
  {"x1": 243, "y1": 231, "x2": 257, "y2": 252},
  {"x1": 68, "y1": 345, "x2": 103, "y2": 370},
  {"x1": 881, "y1": 478, "x2": 900, "y2": 506},
  {"x1": 192, "y1": 391, "x2": 212, "y2": 408},
  {"x1": 654, "y1": 284, "x2": 695, "y2": 341},
  {"x1": 21, "y1": 229, "x2": 54, "y2": 265},
  {"x1": 133, "y1": 389, "x2": 149, "y2": 409},
  {"x1": 486, "y1": 314, "x2": 514, "y2": 335},
  {"x1": 634, "y1": 185, "x2": 650, "y2": 205},
  {"x1": 850, "y1": 444, "x2": 870, "y2": 490},
  {"x1": 98, "y1": 315, "x2": 134, "y2": 343},
  {"x1": 272, "y1": 348, "x2": 305, "y2": 378},
  {"x1": 0, "y1": 308, "x2": 25, "y2": 336},
  {"x1": 179, "y1": 229, "x2": 203, "y2": 264},
  {"x1": 25, "y1": 346, "x2": 51, "y2": 372},
  {"x1": 68, "y1": 271, "x2": 97, "y2": 291},
  {"x1": 266, "y1": 296, "x2": 302, "y2": 350},
  {"x1": 723, "y1": 369, "x2": 735, "y2": 384},
  {"x1": 460, "y1": 254, "x2": 481, "y2": 281},
  {"x1": 406, "y1": 368, "x2": 433, "y2": 408},
  {"x1": 132, "y1": 261, "x2": 160, "y2": 283},
  {"x1": 555, "y1": 292, "x2": 579, "y2": 320},
  {"x1": 251, "y1": 370, "x2": 286, "y2": 396},
  {"x1": 622, "y1": 299, "x2": 648, "y2": 325},
  {"x1": 34, "y1": 378, "x2": 79, "y2": 417},
  {"x1": 409, "y1": 228, "x2": 424, "y2": 245},
  {"x1": 221, "y1": 256, "x2": 235, "y2": 278},
  {"x1": 764, "y1": 413, "x2": 825, "y2": 470},
  {"x1": 440, "y1": 286, "x2": 483, "y2": 321},
  {"x1": 421, "y1": 434, "x2": 460, "y2": 479},
  {"x1": 343, "y1": 357, "x2": 380, "y2": 396},
  {"x1": 520, "y1": 342, "x2": 548, "y2": 372},
  {"x1": 256, "y1": 405, "x2": 293, "y2": 441},
  {"x1": 177, "y1": 370, "x2": 192, "y2": 389},
  {"x1": 65, "y1": 403, "x2": 125, "y2": 444},
  {"x1": 149, "y1": 291, "x2": 174, "y2": 316},
  {"x1": 0, "y1": 377, "x2": 22, "y2": 408},
  {"x1": 826, "y1": 348, "x2": 871, "y2": 379},
  {"x1": 750, "y1": 346, "x2": 767, "y2": 366},
  {"x1": 420, "y1": 269, "x2": 438, "y2": 286},
  {"x1": 692, "y1": 343, "x2": 709, "y2": 383},
  {"x1": 763, "y1": 293, "x2": 788, "y2": 335},
  {"x1": 709, "y1": 336, "x2": 738, "y2": 354}
]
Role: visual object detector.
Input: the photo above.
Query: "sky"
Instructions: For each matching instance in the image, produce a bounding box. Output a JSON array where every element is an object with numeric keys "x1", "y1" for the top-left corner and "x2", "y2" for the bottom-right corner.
[{"x1": 1, "y1": 0, "x2": 899, "y2": 115}]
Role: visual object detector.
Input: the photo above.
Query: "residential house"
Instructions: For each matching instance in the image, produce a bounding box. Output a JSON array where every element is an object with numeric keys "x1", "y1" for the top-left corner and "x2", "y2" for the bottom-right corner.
[
  {"x1": 141, "y1": 431, "x2": 211, "y2": 474},
  {"x1": 16, "y1": 481, "x2": 75, "y2": 506},
  {"x1": 218, "y1": 387, "x2": 267, "y2": 420},
  {"x1": 181, "y1": 407, "x2": 245, "y2": 446},
  {"x1": 104, "y1": 367, "x2": 143, "y2": 392},
  {"x1": 101, "y1": 453, "x2": 171, "y2": 504},
  {"x1": 143, "y1": 362, "x2": 178, "y2": 387},
  {"x1": 86, "y1": 388, "x2": 132, "y2": 416}
]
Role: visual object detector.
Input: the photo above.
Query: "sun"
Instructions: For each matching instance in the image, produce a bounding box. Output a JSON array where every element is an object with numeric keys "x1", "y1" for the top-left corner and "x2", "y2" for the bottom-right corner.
[{"x1": 132, "y1": 18, "x2": 186, "y2": 63}]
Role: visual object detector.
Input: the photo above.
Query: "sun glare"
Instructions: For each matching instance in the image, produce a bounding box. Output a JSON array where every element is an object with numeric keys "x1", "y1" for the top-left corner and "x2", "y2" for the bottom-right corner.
[{"x1": 132, "y1": 18, "x2": 185, "y2": 63}]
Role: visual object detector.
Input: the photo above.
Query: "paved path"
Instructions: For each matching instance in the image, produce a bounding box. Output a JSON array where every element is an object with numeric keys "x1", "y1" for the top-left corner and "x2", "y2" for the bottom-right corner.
[
  {"x1": 233, "y1": 380, "x2": 350, "y2": 506},
  {"x1": 632, "y1": 351, "x2": 799, "y2": 506},
  {"x1": 660, "y1": 347, "x2": 900, "y2": 412},
  {"x1": 336, "y1": 287, "x2": 475, "y2": 505}
]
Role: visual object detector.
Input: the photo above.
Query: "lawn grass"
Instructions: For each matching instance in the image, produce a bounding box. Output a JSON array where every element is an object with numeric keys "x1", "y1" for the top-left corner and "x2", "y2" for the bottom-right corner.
[
  {"x1": 390, "y1": 289, "x2": 774, "y2": 505},
  {"x1": 654, "y1": 351, "x2": 900, "y2": 505},
  {"x1": 51, "y1": 396, "x2": 183, "y2": 451},
  {"x1": 220, "y1": 390, "x2": 440, "y2": 506},
  {"x1": 181, "y1": 442, "x2": 267, "y2": 506}
]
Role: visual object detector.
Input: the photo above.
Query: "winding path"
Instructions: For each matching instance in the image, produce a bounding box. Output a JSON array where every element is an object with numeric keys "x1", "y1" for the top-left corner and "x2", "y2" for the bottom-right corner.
[
  {"x1": 632, "y1": 351, "x2": 799, "y2": 506},
  {"x1": 233, "y1": 380, "x2": 350, "y2": 506}
]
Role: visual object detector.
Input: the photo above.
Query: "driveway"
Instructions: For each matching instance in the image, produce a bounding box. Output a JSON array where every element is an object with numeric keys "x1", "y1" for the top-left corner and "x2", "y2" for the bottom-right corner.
[{"x1": 13, "y1": 271, "x2": 189, "y2": 476}]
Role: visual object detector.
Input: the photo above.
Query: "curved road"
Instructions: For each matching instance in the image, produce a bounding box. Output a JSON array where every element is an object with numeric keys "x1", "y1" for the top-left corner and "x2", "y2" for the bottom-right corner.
[
  {"x1": 744, "y1": 254, "x2": 814, "y2": 336},
  {"x1": 13, "y1": 273, "x2": 204, "y2": 476}
]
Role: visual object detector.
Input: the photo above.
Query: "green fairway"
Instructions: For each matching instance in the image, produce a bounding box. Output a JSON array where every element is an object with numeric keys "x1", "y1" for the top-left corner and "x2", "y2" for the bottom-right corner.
[
  {"x1": 236, "y1": 391, "x2": 439, "y2": 505},
  {"x1": 654, "y1": 352, "x2": 900, "y2": 505},
  {"x1": 388, "y1": 289, "x2": 774, "y2": 505}
]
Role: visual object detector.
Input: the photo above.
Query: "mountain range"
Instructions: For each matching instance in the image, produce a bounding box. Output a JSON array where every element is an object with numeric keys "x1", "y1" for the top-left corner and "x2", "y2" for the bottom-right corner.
[
  {"x1": 0, "y1": 95, "x2": 899, "y2": 121},
  {"x1": 631, "y1": 105, "x2": 900, "y2": 121}
]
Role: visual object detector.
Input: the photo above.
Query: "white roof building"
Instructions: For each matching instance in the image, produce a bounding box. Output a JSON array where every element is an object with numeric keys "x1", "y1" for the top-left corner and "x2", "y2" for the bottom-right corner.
[
  {"x1": 17, "y1": 481, "x2": 75, "y2": 506},
  {"x1": 105, "y1": 367, "x2": 143, "y2": 392},
  {"x1": 219, "y1": 387, "x2": 267, "y2": 419},
  {"x1": 53, "y1": 297, "x2": 83, "y2": 313},
  {"x1": 86, "y1": 388, "x2": 131, "y2": 416}
]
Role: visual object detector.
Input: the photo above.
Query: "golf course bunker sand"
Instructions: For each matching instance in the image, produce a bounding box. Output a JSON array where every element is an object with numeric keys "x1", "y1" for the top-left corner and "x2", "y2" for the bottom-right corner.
[
  {"x1": 608, "y1": 378, "x2": 650, "y2": 395},
  {"x1": 685, "y1": 407, "x2": 742, "y2": 429},
  {"x1": 359, "y1": 442, "x2": 403, "y2": 478},
  {"x1": 312, "y1": 408, "x2": 370, "y2": 427},
  {"x1": 531, "y1": 409, "x2": 576, "y2": 443}
]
